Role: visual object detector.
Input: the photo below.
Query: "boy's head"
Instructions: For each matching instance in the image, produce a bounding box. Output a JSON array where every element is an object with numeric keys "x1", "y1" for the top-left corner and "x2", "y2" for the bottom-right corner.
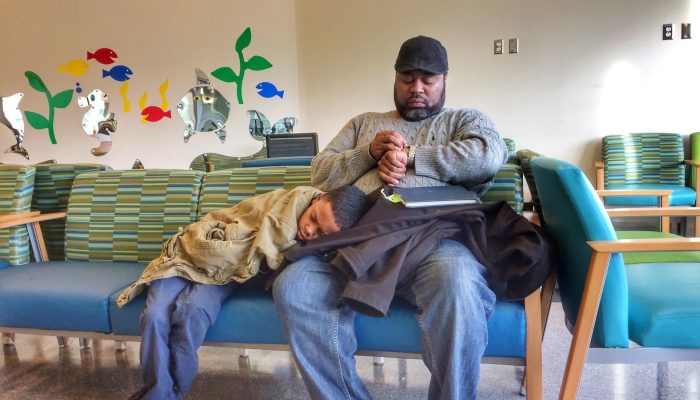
[{"x1": 296, "y1": 185, "x2": 371, "y2": 242}]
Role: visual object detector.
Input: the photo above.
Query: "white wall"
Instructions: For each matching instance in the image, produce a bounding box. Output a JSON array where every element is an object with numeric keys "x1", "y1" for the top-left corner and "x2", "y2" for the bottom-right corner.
[
  {"x1": 0, "y1": 0, "x2": 299, "y2": 169},
  {"x1": 295, "y1": 0, "x2": 700, "y2": 179},
  {"x1": 2, "y1": 0, "x2": 699, "y2": 178}
]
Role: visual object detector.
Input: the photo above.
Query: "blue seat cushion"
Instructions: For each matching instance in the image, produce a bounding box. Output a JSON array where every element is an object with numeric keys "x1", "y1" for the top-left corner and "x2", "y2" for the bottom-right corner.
[
  {"x1": 604, "y1": 184, "x2": 696, "y2": 206},
  {"x1": 626, "y1": 262, "x2": 700, "y2": 347},
  {"x1": 110, "y1": 284, "x2": 525, "y2": 358},
  {"x1": 0, "y1": 261, "x2": 144, "y2": 332}
]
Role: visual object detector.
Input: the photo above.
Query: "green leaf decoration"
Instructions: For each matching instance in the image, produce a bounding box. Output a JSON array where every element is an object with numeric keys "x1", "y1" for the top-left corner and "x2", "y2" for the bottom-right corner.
[
  {"x1": 245, "y1": 56, "x2": 273, "y2": 71},
  {"x1": 24, "y1": 111, "x2": 49, "y2": 130},
  {"x1": 235, "y1": 27, "x2": 252, "y2": 53},
  {"x1": 211, "y1": 67, "x2": 238, "y2": 83},
  {"x1": 52, "y1": 89, "x2": 74, "y2": 109},
  {"x1": 25, "y1": 71, "x2": 47, "y2": 92}
]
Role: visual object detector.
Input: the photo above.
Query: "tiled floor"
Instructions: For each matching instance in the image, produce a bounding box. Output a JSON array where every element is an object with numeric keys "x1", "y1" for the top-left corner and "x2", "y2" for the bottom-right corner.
[{"x1": 1, "y1": 302, "x2": 699, "y2": 399}]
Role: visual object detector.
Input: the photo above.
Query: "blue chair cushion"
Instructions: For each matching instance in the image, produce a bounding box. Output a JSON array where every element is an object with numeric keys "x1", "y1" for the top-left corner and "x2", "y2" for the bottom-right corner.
[
  {"x1": 604, "y1": 184, "x2": 696, "y2": 206},
  {"x1": 626, "y1": 262, "x2": 700, "y2": 348},
  {"x1": 0, "y1": 261, "x2": 144, "y2": 332},
  {"x1": 110, "y1": 285, "x2": 525, "y2": 358}
]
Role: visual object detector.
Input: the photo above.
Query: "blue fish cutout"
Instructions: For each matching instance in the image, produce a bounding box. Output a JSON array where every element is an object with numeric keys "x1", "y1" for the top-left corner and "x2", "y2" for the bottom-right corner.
[
  {"x1": 102, "y1": 65, "x2": 133, "y2": 82},
  {"x1": 256, "y1": 82, "x2": 284, "y2": 99}
]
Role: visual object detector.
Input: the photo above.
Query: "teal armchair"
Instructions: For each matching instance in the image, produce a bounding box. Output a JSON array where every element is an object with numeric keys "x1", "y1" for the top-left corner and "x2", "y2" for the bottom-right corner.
[
  {"x1": 532, "y1": 157, "x2": 700, "y2": 399},
  {"x1": 595, "y1": 133, "x2": 700, "y2": 234}
]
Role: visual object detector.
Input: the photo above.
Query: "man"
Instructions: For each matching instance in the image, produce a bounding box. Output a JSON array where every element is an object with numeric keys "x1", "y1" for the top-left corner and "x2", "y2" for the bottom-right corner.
[{"x1": 273, "y1": 35, "x2": 507, "y2": 399}]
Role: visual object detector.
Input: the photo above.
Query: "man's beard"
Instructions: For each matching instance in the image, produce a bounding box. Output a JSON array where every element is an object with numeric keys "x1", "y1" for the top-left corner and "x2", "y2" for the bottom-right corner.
[{"x1": 394, "y1": 87, "x2": 446, "y2": 122}]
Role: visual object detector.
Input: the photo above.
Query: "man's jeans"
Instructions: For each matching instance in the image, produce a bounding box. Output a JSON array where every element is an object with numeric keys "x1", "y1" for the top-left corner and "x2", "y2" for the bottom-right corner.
[
  {"x1": 139, "y1": 277, "x2": 239, "y2": 400},
  {"x1": 273, "y1": 239, "x2": 496, "y2": 400}
]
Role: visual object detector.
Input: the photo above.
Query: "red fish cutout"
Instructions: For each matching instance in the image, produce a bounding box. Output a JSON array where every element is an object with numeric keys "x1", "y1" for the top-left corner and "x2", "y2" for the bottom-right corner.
[
  {"x1": 87, "y1": 48, "x2": 118, "y2": 65},
  {"x1": 141, "y1": 106, "x2": 171, "y2": 123}
]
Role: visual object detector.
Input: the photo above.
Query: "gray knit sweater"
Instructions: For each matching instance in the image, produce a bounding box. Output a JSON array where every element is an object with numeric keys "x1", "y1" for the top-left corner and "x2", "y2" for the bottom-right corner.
[{"x1": 311, "y1": 108, "x2": 507, "y2": 195}]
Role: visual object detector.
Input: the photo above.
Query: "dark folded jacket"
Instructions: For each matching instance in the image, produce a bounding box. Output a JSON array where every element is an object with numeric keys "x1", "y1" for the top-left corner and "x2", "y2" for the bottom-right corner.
[{"x1": 285, "y1": 198, "x2": 555, "y2": 317}]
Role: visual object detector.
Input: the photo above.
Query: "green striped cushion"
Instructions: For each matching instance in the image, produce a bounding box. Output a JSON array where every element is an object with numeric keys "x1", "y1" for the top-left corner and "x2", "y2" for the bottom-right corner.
[
  {"x1": 481, "y1": 163, "x2": 524, "y2": 214},
  {"x1": 602, "y1": 133, "x2": 685, "y2": 186},
  {"x1": 198, "y1": 166, "x2": 312, "y2": 217},
  {"x1": 516, "y1": 148, "x2": 543, "y2": 215},
  {"x1": 32, "y1": 163, "x2": 112, "y2": 260},
  {"x1": 65, "y1": 170, "x2": 203, "y2": 262},
  {"x1": 0, "y1": 165, "x2": 36, "y2": 265},
  {"x1": 503, "y1": 137, "x2": 519, "y2": 164}
]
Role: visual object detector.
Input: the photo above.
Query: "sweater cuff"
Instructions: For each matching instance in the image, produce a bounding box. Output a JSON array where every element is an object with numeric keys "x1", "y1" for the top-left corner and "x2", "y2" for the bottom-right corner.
[
  {"x1": 413, "y1": 146, "x2": 440, "y2": 179},
  {"x1": 352, "y1": 144, "x2": 379, "y2": 170}
]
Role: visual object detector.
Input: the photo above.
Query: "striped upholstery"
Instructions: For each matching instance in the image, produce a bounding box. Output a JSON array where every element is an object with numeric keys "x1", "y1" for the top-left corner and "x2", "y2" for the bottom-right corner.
[
  {"x1": 189, "y1": 149, "x2": 267, "y2": 172},
  {"x1": 198, "y1": 166, "x2": 312, "y2": 217},
  {"x1": 32, "y1": 163, "x2": 112, "y2": 260},
  {"x1": 503, "y1": 137, "x2": 518, "y2": 164},
  {"x1": 481, "y1": 163, "x2": 524, "y2": 214},
  {"x1": 65, "y1": 170, "x2": 203, "y2": 262},
  {"x1": 516, "y1": 148, "x2": 543, "y2": 215},
  {"x1": 0, "y1": 165, "x2": 35, "y2": 265},
  {"x1": 603, "y1": 133, "x2": 685, "y2": 186}
]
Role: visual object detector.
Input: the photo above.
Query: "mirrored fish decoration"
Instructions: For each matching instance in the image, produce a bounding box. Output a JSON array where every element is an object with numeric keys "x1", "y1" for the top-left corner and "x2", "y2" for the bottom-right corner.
[
  {"x1": 246, "y1": 110, "x2": 296, "y2": 142},
  {"x1": 0, "y1": 92, "x2": 28, "y2": 159},
  {"x1": 177, "y1": 69, "x2": 231, "y2": 143},
  {"x1": 77, "y1": 89, "x2": 117, "y2": 156}
]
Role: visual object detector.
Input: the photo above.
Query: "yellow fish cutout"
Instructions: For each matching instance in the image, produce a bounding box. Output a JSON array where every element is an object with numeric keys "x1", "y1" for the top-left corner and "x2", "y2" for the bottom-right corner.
[
  {"x1": 119, "y1": 82, "x2": 131, "y2": 112},
  {"x1": 59, "y1": 59, "x2": 90, "y2": 76},
  {"x1": 158, "y1": 79, "x2": 169, "y2": 110}
]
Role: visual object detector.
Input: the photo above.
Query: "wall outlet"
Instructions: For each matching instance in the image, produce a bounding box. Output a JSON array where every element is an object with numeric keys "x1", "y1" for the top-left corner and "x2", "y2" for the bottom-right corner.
[
  {"x1": 663, "y1": 23, "x2": 673, "y2": 40},
  {"x1": 494, "y1": 39, "x2": 503, "y2": 54},
  {"x1": 682, "y1": 23, "x2": 691, "y2": 39}
]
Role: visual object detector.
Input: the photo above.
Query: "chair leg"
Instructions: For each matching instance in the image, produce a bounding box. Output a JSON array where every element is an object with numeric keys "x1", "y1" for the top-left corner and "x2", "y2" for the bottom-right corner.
[
  {"x1": 115, "y1": 340, "x2": 126, "y2": 352},
  {"x1": 559, "y1": 251, "x2": 611, "y2": 400},
  {"x1": 79, "y1": 337, "x2": 90, "y2": 349},
  {"x1": 524, "y1": 288, "x2": 543, "y2": 400},
  {"x1": 2, "y1": 333, "x2": 15, "y2": 346},
  {"x1": 57, "y1": 336, "x2": 68, "y2": 347},
  {"x1": 373, "y1": 356, "x2": 385, "y2": 366}
]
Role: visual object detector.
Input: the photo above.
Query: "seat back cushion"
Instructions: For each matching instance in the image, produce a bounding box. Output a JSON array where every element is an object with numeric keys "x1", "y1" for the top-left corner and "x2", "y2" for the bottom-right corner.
[
  {"x1": 32, "y1": 163, "x2": 112, "y2": 260},
  {"x1": 531, "y1": 157, "x2": 630, "y2": 347},
  {"x1": 480, "y1": 163, "x2": 524, "y2": 214},
  {"x1": 0, "y1": 165, "x2": 35, "y2": 265},
  {"x1": 198, "y1": 166, "x2": 312, "y2": 217},
  {"x1": 602, "y1": 133, "x2": 685, "y2": 187},
  {"x1": 64, "y1": 170, "x2": 202, "y2": 262}
]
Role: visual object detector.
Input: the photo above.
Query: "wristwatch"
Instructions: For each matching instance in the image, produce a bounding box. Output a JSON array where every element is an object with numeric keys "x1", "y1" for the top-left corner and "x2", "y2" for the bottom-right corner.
[{"x1": 406, "y1": 145, "x2": 417, "y2": 167}]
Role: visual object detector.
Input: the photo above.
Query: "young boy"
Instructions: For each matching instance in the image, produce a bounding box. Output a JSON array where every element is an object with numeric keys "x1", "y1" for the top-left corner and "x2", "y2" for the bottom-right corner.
[{"x1": 119, "y1": 185, "x2": 370, "y2": 400}]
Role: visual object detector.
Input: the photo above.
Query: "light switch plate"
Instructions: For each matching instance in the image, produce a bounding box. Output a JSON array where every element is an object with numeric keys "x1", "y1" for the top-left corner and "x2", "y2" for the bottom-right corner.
[
  {"x1": 509, "y1": 38, "x2": 519, "y2": 53},
  {"x1": 494, "y1": 39, "x2": 503, "y2": 54},
  {"x1": 682, "y1": 23, "x2": 691, "y2": 39}
]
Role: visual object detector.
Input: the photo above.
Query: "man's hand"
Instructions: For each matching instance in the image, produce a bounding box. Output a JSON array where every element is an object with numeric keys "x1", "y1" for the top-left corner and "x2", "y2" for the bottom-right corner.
[
  {"x1": 369, "y1": 131, "x2": 406, "y2": 161},
  {"x1": 378, "y1": 148, "x2": 408, "y2": 186}
]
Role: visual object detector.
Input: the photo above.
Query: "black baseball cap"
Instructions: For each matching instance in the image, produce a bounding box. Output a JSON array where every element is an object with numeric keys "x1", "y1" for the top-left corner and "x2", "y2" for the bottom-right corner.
[{"x1": 394, "y1": 35, "x2": 448, "y2": 75}]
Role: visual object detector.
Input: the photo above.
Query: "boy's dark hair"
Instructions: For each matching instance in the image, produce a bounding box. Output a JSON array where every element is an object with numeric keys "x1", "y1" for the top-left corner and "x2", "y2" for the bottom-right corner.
[{"x1": 323, "y1": 185, "x2": 372, "y2": 230}]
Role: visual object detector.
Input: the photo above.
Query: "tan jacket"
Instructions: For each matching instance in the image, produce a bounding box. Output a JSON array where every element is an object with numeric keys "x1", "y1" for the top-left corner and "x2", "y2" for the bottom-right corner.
[{"x1": 117, "y1": 186, "x2": 322, "y2": 307}]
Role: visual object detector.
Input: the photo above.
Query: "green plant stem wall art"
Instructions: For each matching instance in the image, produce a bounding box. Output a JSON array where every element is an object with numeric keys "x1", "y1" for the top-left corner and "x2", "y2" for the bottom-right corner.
[
  {"x1": 211, "y1": 27, "x2": 272, "y2": 105},
  {"x1": 23, "y1": 71, "x2": 73, "y2": 144}
]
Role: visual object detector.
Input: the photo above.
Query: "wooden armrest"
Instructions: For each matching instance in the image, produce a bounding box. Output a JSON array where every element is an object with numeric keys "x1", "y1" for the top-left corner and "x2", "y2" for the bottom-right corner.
[
  {"x1": 596, "y1": 189, "x2": 673, "y2": 197},
  {"x1": 684, "y1": 160, "x2": 700, "y2": 168},
  {"x1": 605, "y1": 206, "x2": 700, "y2": 217},
  {"x1": 588, "y1": 237, "x2": 700, "y2": 252},
  {"x1": 0, "y1": 211, "x2": 66, "y2": 229}
]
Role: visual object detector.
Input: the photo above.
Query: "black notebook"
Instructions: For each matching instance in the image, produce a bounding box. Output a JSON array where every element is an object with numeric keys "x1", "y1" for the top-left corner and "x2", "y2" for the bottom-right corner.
[{"x1": 391, "y1": 185, "x2": 478, "y2": 208}]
